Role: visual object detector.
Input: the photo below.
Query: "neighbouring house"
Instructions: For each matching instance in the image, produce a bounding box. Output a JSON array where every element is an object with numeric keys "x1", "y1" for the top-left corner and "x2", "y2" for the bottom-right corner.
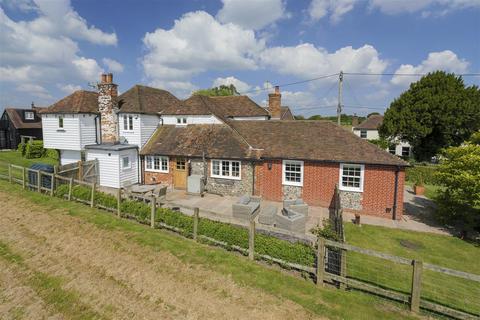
[
  {"x1": 352, "y1": 114, "x2": 412, "y2": 158},
  {"x1": 0, "y1": 105, "x2": 43, "y2": 149},
  {"x1": 41, "y1": 73, "x2": 408, "y2": 219}
]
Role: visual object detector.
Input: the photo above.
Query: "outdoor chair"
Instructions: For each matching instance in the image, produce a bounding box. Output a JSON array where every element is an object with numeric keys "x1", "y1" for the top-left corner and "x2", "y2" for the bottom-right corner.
[
  {"x1": 145, "y1": 184, "x2": 168, "y2": 202},
  {"x1": 258, "y1": 205, "x2": 277, "y2": 225},
  {"x1": 232, "y1": 195, "x2": 261, "y2": 220},
  {"x1": 275, "y1": 208, "x2": 306, "y2": 234},
  {"x1": 283, "y1": 198, "x2": 309, "y2": 217}
]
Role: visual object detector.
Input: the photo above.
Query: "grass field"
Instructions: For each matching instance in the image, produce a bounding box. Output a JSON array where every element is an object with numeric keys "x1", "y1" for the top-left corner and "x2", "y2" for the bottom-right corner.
[
  {"x1": 0, "y1": 180, "x2": 424, "y2": 320},
  {"x1": 0, "y1": 150, "x2": 58, "y2": 167},
  {"x1": 405, "y1": 180, "x2": 442, "y2": 200}
]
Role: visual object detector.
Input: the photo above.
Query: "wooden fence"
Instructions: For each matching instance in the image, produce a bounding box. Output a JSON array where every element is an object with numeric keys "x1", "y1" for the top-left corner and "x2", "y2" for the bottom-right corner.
[
  {"x1": 56, "y1": 159, "x2": 98, "y2": 183},
  {"x1": 0, "y1": 161, "x2": 479, "y2": 320}
]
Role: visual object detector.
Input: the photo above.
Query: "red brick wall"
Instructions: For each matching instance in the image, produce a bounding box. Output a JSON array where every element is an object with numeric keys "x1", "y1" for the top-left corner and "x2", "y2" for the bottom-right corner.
[
  {"x1": 254, "y1": 160, "x2": 405, "y2": 220},
  {"x1": 144, "y1": 159, "x2": 174, "y2": 185}
]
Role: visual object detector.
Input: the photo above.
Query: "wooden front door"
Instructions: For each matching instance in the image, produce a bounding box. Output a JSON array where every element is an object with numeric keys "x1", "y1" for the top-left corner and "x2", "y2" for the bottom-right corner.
[{"x1": 173, "y1": 158, "x2": 187, "y2": 189}]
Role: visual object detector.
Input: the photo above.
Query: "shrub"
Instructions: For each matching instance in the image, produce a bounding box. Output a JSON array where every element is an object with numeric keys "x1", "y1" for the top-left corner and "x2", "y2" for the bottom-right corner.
[
  {"x1": 406, "y1": 165, "x2": 438, "y2": 185},
  {"x1": 17, "y1": 142, "x2": 26, "y2": 155},
  {"x1": 45, "y1": 149, "x2": 59, "y2": 161},
  {"x1": 25, "y1": 140, "x2": 45, "y2": 159}
]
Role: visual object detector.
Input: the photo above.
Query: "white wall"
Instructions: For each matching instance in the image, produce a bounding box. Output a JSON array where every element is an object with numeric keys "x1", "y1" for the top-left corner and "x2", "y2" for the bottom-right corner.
[
  {"x1": 86, "y1": 149, "x2": 120, "y2": 188},
  {"x1": 353, "y1": 129, "x2": 379, "y2": 140},
  {"x1": 161, "y1": 115, "x2": 222, "y2": 125},
  {"x1": 60, "y1": 150, "x2": 81, "y2": 165},
  {"x1": 231, "y1": 116, "x2": 268, "y2": 121},
  {"x1": 79, "y1": 114, "x2": 97, "y2": 147},
  {"x1": 42, "y1": 113, "x2": 97, "y2": 150},
  {"x1": 118, "y1": 149, "x2": 139, "y2": 187},
  {"x1": 118, "y1": 113, "x2": 142, "y2": 147},
  {"x1": 140, "y1": 115, "x2": 160, "y2": 147}
]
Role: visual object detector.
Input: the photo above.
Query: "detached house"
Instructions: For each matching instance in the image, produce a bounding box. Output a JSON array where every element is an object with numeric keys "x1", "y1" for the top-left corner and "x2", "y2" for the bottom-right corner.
[
  {"x1": 41, "y1": 73, "x2": 408, "y2": 220},
  {"x1": 353, "y1": 114, "x2": 412, "y2": 158},
  {"x1": 0, "y1": 106, "x2": 43, "y2": 149}
]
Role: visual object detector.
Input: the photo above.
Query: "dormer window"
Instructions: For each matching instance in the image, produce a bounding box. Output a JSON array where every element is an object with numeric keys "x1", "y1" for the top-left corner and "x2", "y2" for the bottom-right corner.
[
  {"x1": 25, "y1": 111, "x2": 34, "y2": 120},
  {"x1": 123, "y1": 115, "x2": 133, "y2": 131},
  {"x1": 176, "y1": 117, "x2": 187, "y2": 125}
]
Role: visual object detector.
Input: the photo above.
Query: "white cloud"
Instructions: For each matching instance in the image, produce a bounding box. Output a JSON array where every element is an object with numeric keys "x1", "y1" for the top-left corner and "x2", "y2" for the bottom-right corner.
[
  {"x1": 280, "y1": 90, "x2": 318, "y2": 107},
  {"x1": 368, "y1": 0, "x2": 480, "y2": 15},
  {"x1": 212, "y1": 76, "x2": 252, "y2": 93},
  {"x1": 391, "y1": 50, "x2": 469, "y2": 86},
  {"x1": 217, "y1": 0, "x2": 287, "y2": 30},
  {"x1": 308, "y1": 0, "x2": 356, "y2": 23},
  {"x1": 141, "y1": 11, "x2": 264, "y2": 97},
  {"x1": 58, "y1": 84, "x2": 82, "y2": 94},
  {"x1": 260, "y1": 43, "x2": 388, "y2": 84},
  {"x1": 0, "y1": 1, "x2": 113, "y2": 104},
  {"x1": 102, "y1": 58, "x2": 124, "y2": 73}
]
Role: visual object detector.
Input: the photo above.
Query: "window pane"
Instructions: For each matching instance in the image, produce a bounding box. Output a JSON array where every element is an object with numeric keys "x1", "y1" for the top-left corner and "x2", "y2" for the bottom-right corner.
[
  {"x1": 221, "y1": 160, "x2": 230, "y2": 176},
  {"x1": 154, "y1": 157, "x2": 160, "y2": 170},
  {"x1": 161, "y1": 157, "x2": 168, "y2": 171},
  {"x1": 129, "y1": 116, "x2": 133, "y2": 130},
  {"x1": 212, "y1": 160, "x2": 220, "y2": 175},
  {"x1": 284, "y1": 161, "x2": 302, "y2": 183},
  {"x1": 123, "y1": 157, "x2": 129, "y2": 168},
  {"x1": 123, "y1": 115, "x2": 127, "y2": 130},
  {"x1": 360, "y1": 130, "x2": 367, "y2": 138},
  {"x1": 231, "y1": 161, "x2": 240, "y2": 177},
  {"x1": 402, "y1": 147, "x2": 410, "y2": 157},
  {"x1": 146, "y1": 156, "x2": 152, "y2": 169},
  {"x1": 341, "y1": 165, "x2": 362, "y2": 189}
]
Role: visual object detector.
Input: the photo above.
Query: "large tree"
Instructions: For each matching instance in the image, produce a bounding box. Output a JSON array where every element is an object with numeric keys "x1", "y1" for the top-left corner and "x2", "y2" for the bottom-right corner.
[
  {"x1": 193, "y1": 84, "x2": 239, "y2": 97},
  {"x1": 379, "y1": 71, "x2": 480, "y2": 161}
]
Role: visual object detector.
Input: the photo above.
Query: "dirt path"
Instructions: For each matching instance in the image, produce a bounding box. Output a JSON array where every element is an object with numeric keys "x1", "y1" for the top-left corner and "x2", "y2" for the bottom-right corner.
[{"x1": 0, "y1": 191, "x2": 318, "y2": 320}]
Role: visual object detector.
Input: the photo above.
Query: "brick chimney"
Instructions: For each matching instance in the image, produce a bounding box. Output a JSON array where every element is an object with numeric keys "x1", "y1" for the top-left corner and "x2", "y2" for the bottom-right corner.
[
  {"x1": 268, "y1": 86, "x2": 281, "y2": 119},
  {"x1": 97, "y1": 73, "x2": 118, "y2": 143}
]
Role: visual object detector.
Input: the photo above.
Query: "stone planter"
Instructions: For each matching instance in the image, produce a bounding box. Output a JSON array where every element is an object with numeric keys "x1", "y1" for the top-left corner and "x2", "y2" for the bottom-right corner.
[{"x1": 414, "y1": 185, "x2": 425, "y2": 196}]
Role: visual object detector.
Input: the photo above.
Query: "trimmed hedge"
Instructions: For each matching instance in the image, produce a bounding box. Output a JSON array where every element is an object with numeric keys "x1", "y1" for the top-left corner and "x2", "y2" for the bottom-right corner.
[
  {"x1": 25, "y1": 140, "x2": 45, "y2": 159},
  {"x1": 17, "y1": 142, "x2": 26, "y2": 155},
  {"x1": 406, "y1": 165, "x2": 438, "y2": 185},
  {"x1": 54, "y1": 184, "x2": 316, "y2": 267},
  {"x1": 45, "y1": 149, "x2": 59, "y2": 161}
]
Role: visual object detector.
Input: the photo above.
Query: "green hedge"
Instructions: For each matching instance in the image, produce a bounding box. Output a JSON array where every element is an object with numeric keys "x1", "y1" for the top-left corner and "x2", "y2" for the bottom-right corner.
[
  {"x1": 17, "y1": 142, "x2": 26, "y2": 155},
  {"x1": 54, "y1": 184, "x2": 316, "y2": 267},
  {"x1": 406, "y1": 165, "x2": 438, "y2": 185},
  {"x1": 45, "y1": 149, "x2": 59, "y2": 161},
  {"x1": 25, "y1": 140, "x2": 45, "y2": 159}
]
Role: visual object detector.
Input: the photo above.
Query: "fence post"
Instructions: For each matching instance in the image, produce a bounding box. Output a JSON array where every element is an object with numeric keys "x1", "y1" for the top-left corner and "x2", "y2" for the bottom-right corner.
[
  {"x1": 37, "y1": 171, "x2": 41, "y2": 192},
  {"x1": 68, "y1": 178, "x2": 73, "y2": 201},
  {"x1": 150, "y1": 196, "x2": 156, "y2": 228},
  {"x1": 193, "y1": 207, "x2": 199, "y2": 241},
  {"x1": 248, "y1": 219, "x2": 255, "y2": 260},
  {"x1": 51, "y1": 166, "x2": 57, "y2": 195},
  {"x1": 410, "y1": 260, "x2": 423, "y2": 313},
  {"x1": 117, "y1": 187, "x2": 121, "y2": 217},
  {"x1": 78, "y1": 160, "x2": 83, "y2": 181},
  {"x1": 8, "y1": 164, "x2": 12, "y2": 183},
  {"x1": 340, "y1": 249, "x2": 347, "y2": 289},
  {"x1": 316, "y1": 237, "x2": 326, "y2": 286},
  {"x1": 22, "y1": 167, "x2": 26, "y2": 189},
  {"x1": 90, "y1": 182, "x2": 96, "y2": 207},
  {"x1": 50, "y1": 174, "x2": 54, "y2": 196}
]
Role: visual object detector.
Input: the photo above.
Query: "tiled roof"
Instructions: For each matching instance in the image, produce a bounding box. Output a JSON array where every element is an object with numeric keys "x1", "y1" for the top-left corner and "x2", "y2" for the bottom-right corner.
[
  {"x1": 40, "y1": 90, "x2": 98, "y2": 114},
  {"x1": 118, "y1": 85, "x2": 181, "y2": 114},
  {"x1": 280, "y1": 106, "x2": 294, "y2": 120},
  {"x1": 140, "y1": 124, "x2": 251, "y2": 159},
  {"x1": 4, "y1": 108, "x2": 42, "y2": 129},
  {"x1": 207, "y1": 96, "x2": 269, "y2": 118},
  {"x1": 227, "y1": 120, "x2": 408, "y2": 166},
  {"x1": 354, "y1": 115, "x2": 384, "y2": 130}
]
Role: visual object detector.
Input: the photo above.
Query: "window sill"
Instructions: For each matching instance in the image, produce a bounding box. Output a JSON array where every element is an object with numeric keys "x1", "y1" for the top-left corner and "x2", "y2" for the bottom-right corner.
[
  {"x1": 56, "y1": 129, "x2": 65, "y2": 132},
  {"x1": 339, "y1": 186, "x2": 363, "y2": 193},
  {"x1": 145, "y1": 169, "x2": 169, "y2": 174},
  {"x1": 282, "y1": 182, "x2": 303, "y2": 187},
  {"x1": 211, "y1": 175, "x2": 241, "y2": 181}
]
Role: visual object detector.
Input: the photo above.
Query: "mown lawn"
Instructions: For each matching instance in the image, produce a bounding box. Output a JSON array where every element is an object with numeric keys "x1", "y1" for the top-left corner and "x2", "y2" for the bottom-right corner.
[
  {"x1": 405, "y1": 180, "x2": 442, "y2": 200},
  {"x1": 0, "y1": 150, "x2": 57, "y2": 167}
]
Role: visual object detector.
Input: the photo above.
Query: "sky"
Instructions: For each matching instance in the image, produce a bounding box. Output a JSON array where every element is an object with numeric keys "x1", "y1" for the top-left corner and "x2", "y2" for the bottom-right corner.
[{"x1": 0, "y1": 0, "x2": 479, "y2": 117}]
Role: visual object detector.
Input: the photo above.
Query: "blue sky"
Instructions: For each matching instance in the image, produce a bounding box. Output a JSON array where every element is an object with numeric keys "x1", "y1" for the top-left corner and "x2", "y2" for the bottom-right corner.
[{"x1": 0, "y1": 0, "x2": 479, "y2": 117}]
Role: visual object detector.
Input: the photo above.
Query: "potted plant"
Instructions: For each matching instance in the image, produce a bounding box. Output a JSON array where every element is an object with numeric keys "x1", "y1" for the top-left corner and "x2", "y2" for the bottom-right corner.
[{"x1": 413, "y1": 176, "x2": 425, "y2": 196}]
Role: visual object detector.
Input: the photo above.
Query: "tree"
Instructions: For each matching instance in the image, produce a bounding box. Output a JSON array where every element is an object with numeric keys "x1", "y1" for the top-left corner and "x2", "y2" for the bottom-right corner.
[
  {"x1": 379, "y1": 71, "x2": 480, "y2": 161},
  {"x1": 194, "y1": 84, "x2": 239, "y2": 96},
  {"x1": 434, "y1": 133, "x2": 480, "y2": 237}
]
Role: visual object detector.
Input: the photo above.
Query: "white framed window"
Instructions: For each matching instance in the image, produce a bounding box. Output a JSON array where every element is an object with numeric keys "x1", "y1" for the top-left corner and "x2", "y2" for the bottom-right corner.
[
  {"x1": 388, "y1": 145, "x2": 396, "y2": 155},
  {"x1": 58, "y1": 116, "x2": 64, "y2": 128},
  {"x1": 145, "y1": 155, "x2": 169, "y2": 173},
  {"x1": 121, "y1": 156, "x2": 131, "y2": 170},
  {"x1": 360, "y1": 130, "x2": 367, "y2": 139},
  {"x1": 339, "y1": 163, "x2": 364, "y2": 192},
  {"x1": 123, "y1": 115, "x2": 133, "y2": 131},
  {"x1": 176, "y1": 117, "x2": 187, "y2": 125},
  {"x1": 402, "y1": 147, "x2": 410, "y2": 157},
  {"x1": 25, "y1": 111, "x2": 34, "y2": 120},
  {"x1": 282, "y1": 160, "x2": 304, "y2": 186},
  {"x1": 211, "y1": 159, "x2": 241, "y2": 180}
]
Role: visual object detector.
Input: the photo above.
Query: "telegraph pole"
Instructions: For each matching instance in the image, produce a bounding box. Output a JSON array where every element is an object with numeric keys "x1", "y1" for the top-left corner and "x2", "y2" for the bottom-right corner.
[{"x1": 337, "y1": 71, "x2": 343, "y2": 126}]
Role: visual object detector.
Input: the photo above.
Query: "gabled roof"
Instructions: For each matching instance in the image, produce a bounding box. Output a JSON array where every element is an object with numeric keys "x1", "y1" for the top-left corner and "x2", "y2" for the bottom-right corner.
[
  {"x1": 40, "y1": 90, "x2": 98, "y2": 114},
  {"x1": 207, "y1": 96, "x2": 269, "y2": 118},
  {"x1": 3, "y1": 108, "x2": 42, "y2": 129},
  {"x1": 354, "y1": 115, "x2": 384, "y2": 130},
  {"x1": 118, "y1": 85, "x2": 180, "y2": 114},
  {"x1": 140, "y1": 124, "x2": 252, "y2": 159},
  {"x1": 227, "y1": 120, "x2": 408, "y2": 166},
  {"x1": 280, "y1": 106, "x2": 294, "y2": 120}
]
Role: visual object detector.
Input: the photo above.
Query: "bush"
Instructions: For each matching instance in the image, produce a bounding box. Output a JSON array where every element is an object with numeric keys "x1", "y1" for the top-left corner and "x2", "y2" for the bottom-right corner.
[
  {"x1": 368, "y1": 139, "x2": 389, "y2": 150},
  {"x1": 25, "y1": 140, "x2": 45, "y2": 159},
  {"x1": 45, "y1": 149, "x2": 59, "y2": 161},
  {"x1": 406, "y1": 165, "x2": 438, "y2": 185},
  {"x1": 55, "y1": 184, "x2": 316, "y2": 267},
  {"x1": 17, "y1": 142, "x2": 26, "y2": 155}
]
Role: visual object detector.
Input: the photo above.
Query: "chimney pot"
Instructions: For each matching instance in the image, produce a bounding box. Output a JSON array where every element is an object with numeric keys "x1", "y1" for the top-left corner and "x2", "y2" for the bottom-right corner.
[
  {"x1": 106, "y1": 73, "x2": 113, "y2": 83},
  {"x1": 274, "y1": 86, "x2": 280, "y2": 94},
  {"x1": 101, "y1": 74, "x2": 107, "y2": 83}
]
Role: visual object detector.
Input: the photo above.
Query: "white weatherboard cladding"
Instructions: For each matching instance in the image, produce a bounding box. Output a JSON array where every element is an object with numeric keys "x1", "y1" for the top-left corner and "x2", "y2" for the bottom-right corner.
[
  {"x1": 42, "y1": 114, "x2": 97, "y2": 150},
  {"x1": 161, "y1": 115, "x2": 222, "y2": 125},
  {"x1": 141, "y1": 115, "x2": 160, "y2": 147},
  {"x1": 42, "y1": 114, "x2": 81, "y2": 150},
  {"x1": 231, "y1": 116, "x2": 268, "y2": 121},
  {"x1": 60, "y1": 150, "x2": 81, "y2": 165},
  {"x1": 118, "y1": 114, "x2": 160, "y2": 148},
  {"x1": 86, "y1": 148, "x2": 138, "y2": 188},
  {"x1": 352, "y1": 129, "x2": 379, "y2": 140},
  {"x1": 86, "y1": 150, "x2": 120, "y2": 188},
  {"x1": 119, "y1": 149, "x2": 139, "y2": 187}
]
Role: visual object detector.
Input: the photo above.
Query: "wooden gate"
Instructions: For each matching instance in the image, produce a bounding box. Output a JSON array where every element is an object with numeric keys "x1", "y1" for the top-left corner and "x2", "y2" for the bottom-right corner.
[
  {"x1": 57, "y1": 159, "x2": 98, "y2": 183},
  {"x1": 173, "y1": 158, "x2": 187, "y2": 189}
]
